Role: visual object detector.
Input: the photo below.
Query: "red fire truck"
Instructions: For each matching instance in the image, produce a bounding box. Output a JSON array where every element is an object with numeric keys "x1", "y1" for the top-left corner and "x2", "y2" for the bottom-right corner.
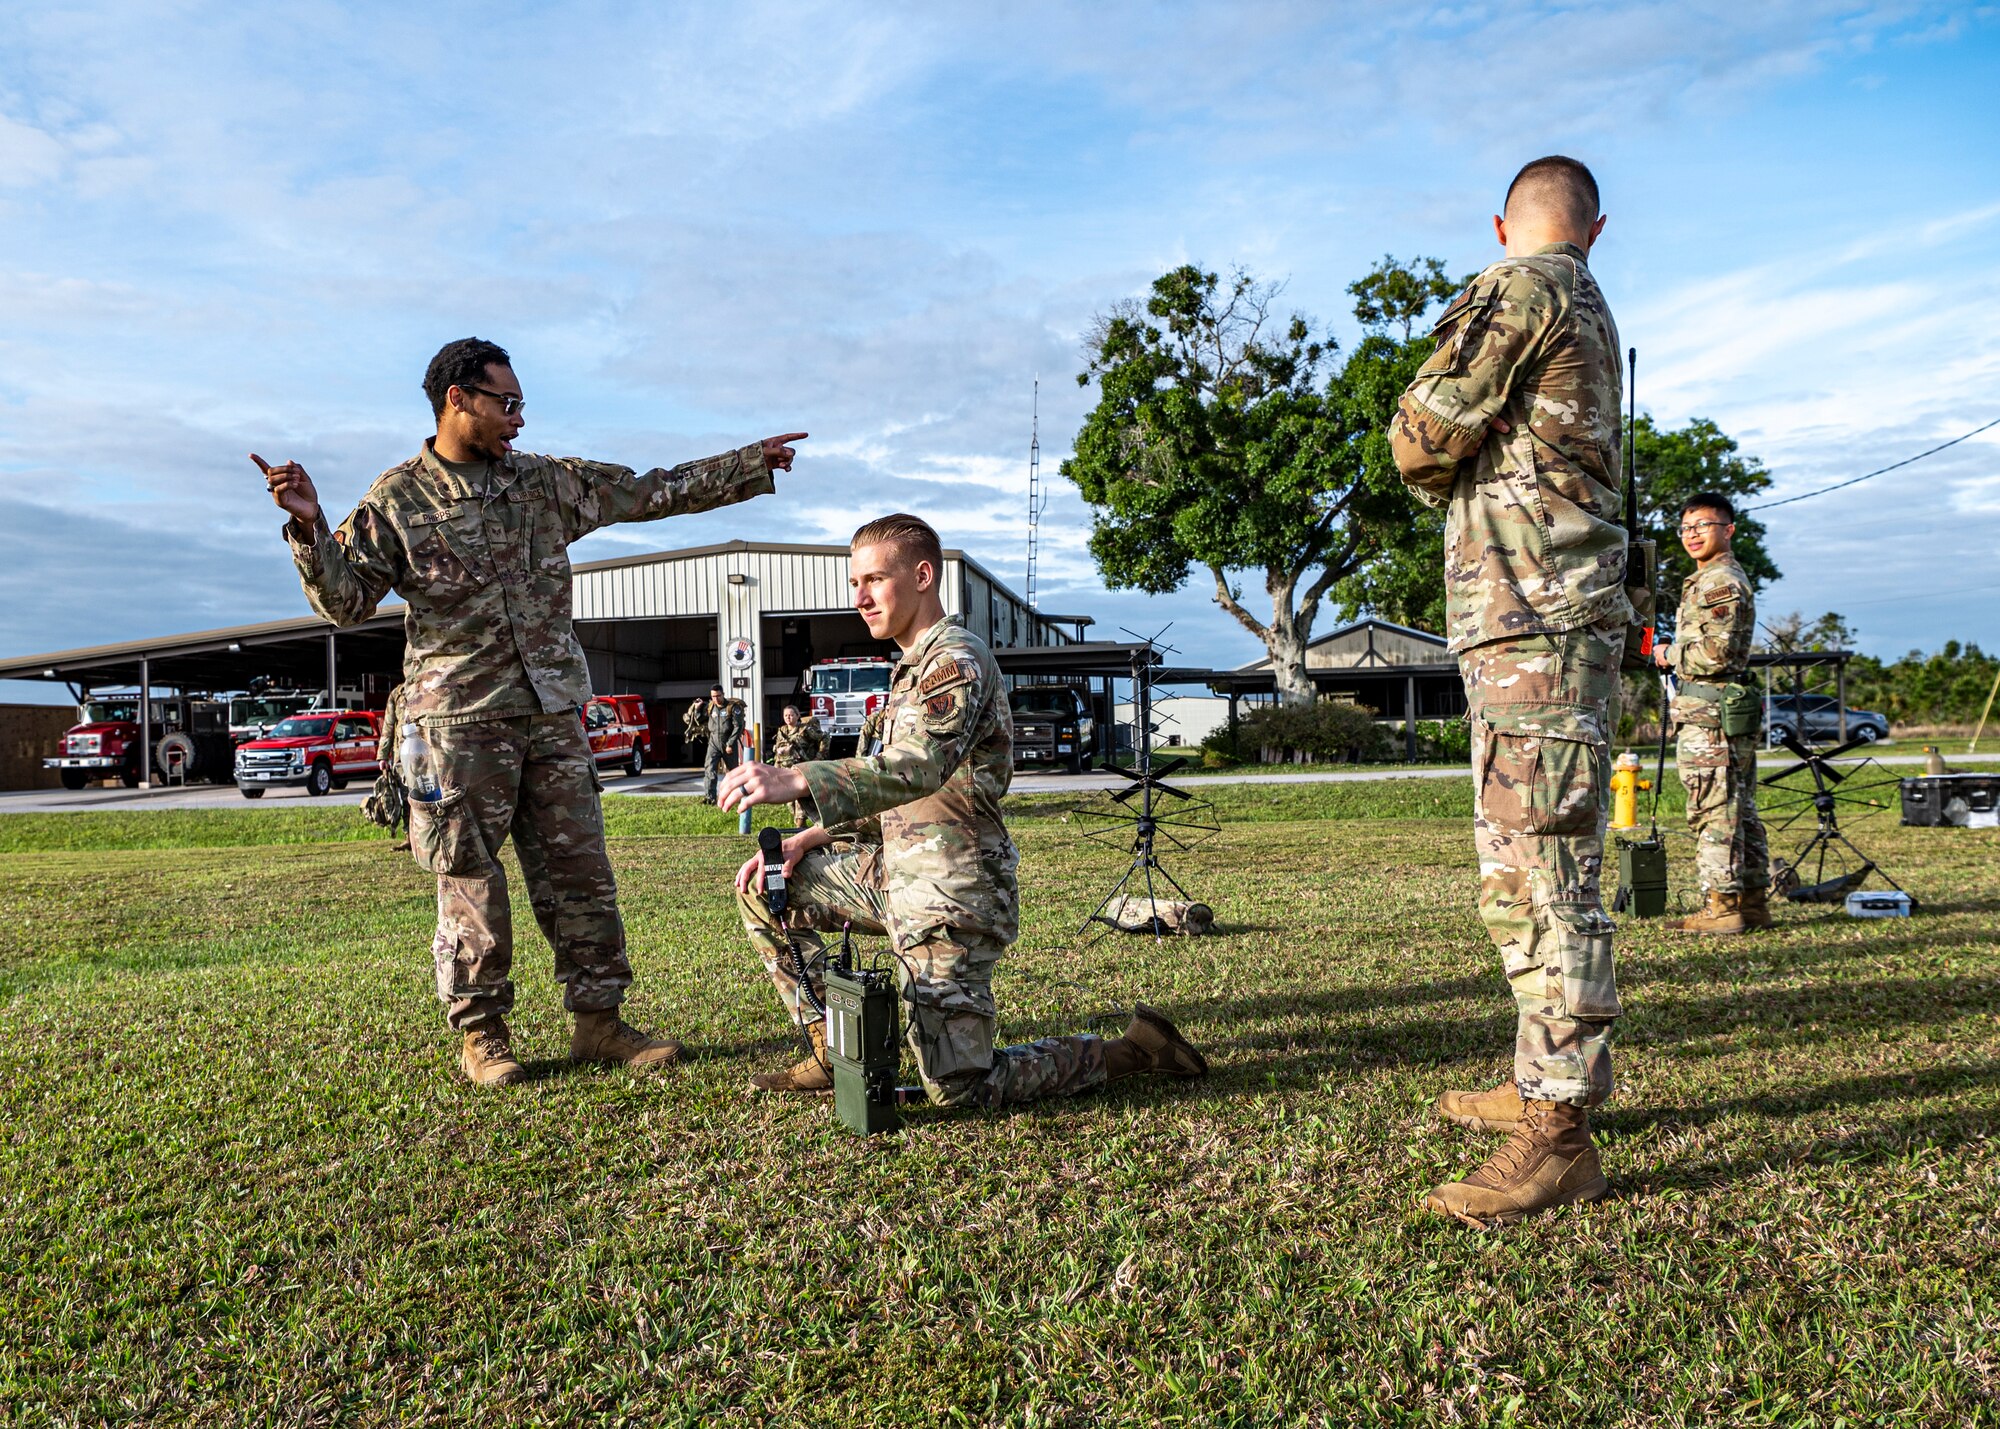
[
  {"x1": 45, "y1": 694, "x2": 233, "y2": 789},
  {"x1": 582, "y1": 694, "x2": 651, "y2": 776},
  {"x1": 805, "y1": 656, "x2": 896, "y2": 752}
]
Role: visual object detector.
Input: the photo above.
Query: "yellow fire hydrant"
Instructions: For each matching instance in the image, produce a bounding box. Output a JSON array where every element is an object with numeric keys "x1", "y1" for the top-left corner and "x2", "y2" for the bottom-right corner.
[{"x1": 1610, "y1": 750, "x2": 1648, "y2": 831}]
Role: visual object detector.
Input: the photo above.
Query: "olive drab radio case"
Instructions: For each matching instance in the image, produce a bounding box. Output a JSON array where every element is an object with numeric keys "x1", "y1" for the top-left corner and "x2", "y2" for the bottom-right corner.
[{"x1": 824, "y1": 964, "x2": 902, "y2": 1136}]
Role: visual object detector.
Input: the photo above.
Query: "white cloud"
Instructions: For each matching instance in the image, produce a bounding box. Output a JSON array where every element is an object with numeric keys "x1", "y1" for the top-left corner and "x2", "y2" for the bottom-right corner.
[{"x1": 0, "y1": 111, "x2": 63, "y2": 186}]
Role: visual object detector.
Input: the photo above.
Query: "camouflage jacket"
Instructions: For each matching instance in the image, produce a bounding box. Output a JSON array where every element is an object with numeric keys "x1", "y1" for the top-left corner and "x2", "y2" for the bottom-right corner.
[
  {"x1": 286, "y1": 440, "x2": 772, "y2": 727},
  {"x1": 1667, "y1": 555, "x2": 1756, "y2": 721},
  {"x1": 1390, "y1": 242, "x2": 1633, "y2": 652},
  {"x1": 682, "y1": 699, "x2": 707, "y2": 744},
  {"x1": 799, "y1": 616, "x2": 1017, "y2": 946},
  {"x1": 374, "y1": 682, "x2": 409, "y2": 777},
  {"x1": 706, "y1": 699, "x2": 747, "y2": 751},
  {"x1": 769, "y1": 717, "x2": 826, "y2": 767}
]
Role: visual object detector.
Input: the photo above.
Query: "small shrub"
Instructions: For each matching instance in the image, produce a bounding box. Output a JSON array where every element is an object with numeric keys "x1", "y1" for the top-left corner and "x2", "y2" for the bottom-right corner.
[
  {"x1": 1415, "y1": 718, "x2": 1471, "y2": 762},
  {"x1": 1239, "y1": 699, "x2": 1395, "y2": 764}
]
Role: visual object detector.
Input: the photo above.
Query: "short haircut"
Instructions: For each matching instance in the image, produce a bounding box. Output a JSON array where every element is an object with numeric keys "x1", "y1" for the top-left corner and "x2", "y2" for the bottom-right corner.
[
  {"x1": 1504, "y1": 156, "x2": 1600, "y2": 231},
  {"x1": 783, "y1": 704, "x2": 799, "y2": 716},
  {"x1": 423, "y1": 337, "x2": 511, "y2": 418},
  {"x1": 709, "y1": 684, "x2": 723, "y2": 695},
  {"x1": 851, "y1": 513, "x2": 944, "y2": 575},
  {"x1": 1680, "y1": 492, "x2": 1737, "y2": 522}
]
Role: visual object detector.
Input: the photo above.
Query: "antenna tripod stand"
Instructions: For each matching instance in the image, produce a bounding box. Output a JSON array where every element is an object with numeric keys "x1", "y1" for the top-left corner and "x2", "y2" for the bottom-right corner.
[
  {"x1": 1760, "y1": 729, "x2": 1913, "y2": 906},
  {"x1": 1070, "y1": 633, "x2": 1218, "y2": 940}
]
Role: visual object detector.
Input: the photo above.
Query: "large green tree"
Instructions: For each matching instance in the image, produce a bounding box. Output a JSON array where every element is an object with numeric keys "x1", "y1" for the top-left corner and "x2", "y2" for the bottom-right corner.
[{"x1": 1063, "y1": 261, "x2": 1450, "y2": 704}]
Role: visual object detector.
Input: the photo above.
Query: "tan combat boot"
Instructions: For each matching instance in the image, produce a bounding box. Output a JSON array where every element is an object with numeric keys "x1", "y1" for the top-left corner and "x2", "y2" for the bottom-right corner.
[
  {"x1": 1663, "y1": 889, "x2": 1748, "y2": 936},
  {"x1": 1102, "y1": 1003, "x2": 1209, "y2": 1081},
  {"x1": 1437, "y1": 1078, "x2": 1524, "y2": 1133},
  {"x1": 1423, "y1": 1100, "x2": 1608, "y2": 1226},
  {"x1": 460, "y1": 1021, "x2": 525, "y2": 1088},
  {"x1": 748, "y1": 1021, "x2": 833, "y2": 1095},
  {"x1": 1739, "y1": 885, "x2": 1774, "y2": 929},
  {"x1": 571, "y1": 1009, "x2": 682, "y2": 1070}
]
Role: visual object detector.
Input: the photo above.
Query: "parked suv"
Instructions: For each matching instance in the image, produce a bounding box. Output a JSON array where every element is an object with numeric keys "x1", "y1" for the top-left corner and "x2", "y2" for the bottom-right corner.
[
  {"x1": 1764, "y1": 692, "x2": 1890, "y2": 746},
  {"x1": 234, "y1": 710, "x2": 382, "y2": 797},
  {"x1": 1009, "y1": 685, "x2": 1095, "y2": 774}
]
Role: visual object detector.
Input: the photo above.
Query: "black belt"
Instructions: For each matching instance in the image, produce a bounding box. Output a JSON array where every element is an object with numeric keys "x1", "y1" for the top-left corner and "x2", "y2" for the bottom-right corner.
[{"x1": 1678, "y1": 677, "x2": 1748, "y2": 702}]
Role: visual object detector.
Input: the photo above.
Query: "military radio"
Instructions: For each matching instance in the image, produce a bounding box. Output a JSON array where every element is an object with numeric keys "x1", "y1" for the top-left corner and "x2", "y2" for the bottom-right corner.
[
  {"x1": 758, "y1": 828, "x2": 910, "y2": 1137},
  {"x1": 822, "y1": 960, "x2": 903, "y2": 1136}
]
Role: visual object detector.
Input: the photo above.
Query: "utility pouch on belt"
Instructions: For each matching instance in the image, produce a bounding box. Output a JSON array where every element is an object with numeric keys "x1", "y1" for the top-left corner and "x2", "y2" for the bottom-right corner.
[
  {"x1": 1719, "y1": 682, "x2": 1761, "y2": 738},
  {"x1": 1620, "y1": 537, "x2": 1657, "y2": 672},
  {"x1": 1681, "y1": 679, "x2": 1761, "y2": 738}
]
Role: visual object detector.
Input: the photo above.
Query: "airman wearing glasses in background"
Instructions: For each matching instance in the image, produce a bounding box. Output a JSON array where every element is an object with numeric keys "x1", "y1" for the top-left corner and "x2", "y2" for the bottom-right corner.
[
  {"x1": 1654, "y1": 492, "x2": 1770, "y2": 936},
  {"x1": 254, "y1": 336, "x2": 807, "y2": 1087}
]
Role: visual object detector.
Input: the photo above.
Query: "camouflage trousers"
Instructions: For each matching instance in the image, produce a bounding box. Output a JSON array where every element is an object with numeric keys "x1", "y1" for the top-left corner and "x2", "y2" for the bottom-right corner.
[
  {"x1": 1676, "y1": 720, "x2": 1770, "y2": 896},
  {"x1": 735, "y1": 845, "x2": 1107, "y2": 1107},
  {"x1": 1459, "y1": 620, "x2": 1625, "y2": 1107},
  {"x1": 410, "y1": 713, "x2": 632, "y2": 1031},
  {"x1": 702, "y1": 740, "x2": 736, "y2": 802}
]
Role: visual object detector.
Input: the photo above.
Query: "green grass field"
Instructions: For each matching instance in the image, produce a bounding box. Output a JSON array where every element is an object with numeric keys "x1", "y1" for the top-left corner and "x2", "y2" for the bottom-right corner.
[{"x1": 3, "y1": 776, "x2": 1998, "y2": 1426}]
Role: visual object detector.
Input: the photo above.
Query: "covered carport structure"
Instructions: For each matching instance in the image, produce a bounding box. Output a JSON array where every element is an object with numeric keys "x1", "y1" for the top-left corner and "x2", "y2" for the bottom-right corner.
[
  {"x1": 993, "y1": 641, "x2": 1216, "y2": 764},
  {"x1": 0, "y1": 611, "x2": 407, "y2": 788}
]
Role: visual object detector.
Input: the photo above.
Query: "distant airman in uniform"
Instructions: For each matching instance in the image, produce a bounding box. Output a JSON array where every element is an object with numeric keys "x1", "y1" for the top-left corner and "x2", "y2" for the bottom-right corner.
[
  {"x1": 857, "y1": 700, "x2": 890, "y2": 756},
  {"x1": 701, "y1": 686, "x2": 746, "y2": 804},
  {"x1": 719, "y1": 514, "x2": 1207, "y2": 1106},
  {"x1": 258, "y1": 334, "x2": 806, "y2": 1087},
  {"x1": 1657, "y1": 493, "x2": 1770, "y2": 935},
  {"x1": 768, "y1": 704, "x2": 827, "y2": 826},
  {"x1": 1392, "y1": 157, "x2": 1631, "y2": 1224}
]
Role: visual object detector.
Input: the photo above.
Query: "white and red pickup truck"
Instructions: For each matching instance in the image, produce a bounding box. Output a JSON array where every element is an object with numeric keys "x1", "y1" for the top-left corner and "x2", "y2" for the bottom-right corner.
[{"x1": 232, "y1": 709, "x2": 383, "y2": 798}]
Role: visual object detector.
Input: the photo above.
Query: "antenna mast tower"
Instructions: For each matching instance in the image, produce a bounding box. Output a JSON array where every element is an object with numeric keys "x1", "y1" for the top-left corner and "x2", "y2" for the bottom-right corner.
[{"x1": 1024, "y1": 378, "x2": 1046, "y2": 610}]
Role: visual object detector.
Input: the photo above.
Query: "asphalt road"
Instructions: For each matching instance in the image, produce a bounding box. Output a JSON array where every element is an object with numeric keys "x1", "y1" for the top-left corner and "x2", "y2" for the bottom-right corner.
[{"x1": 0, "y1": 747, "x2": 1962, "y2": 814}]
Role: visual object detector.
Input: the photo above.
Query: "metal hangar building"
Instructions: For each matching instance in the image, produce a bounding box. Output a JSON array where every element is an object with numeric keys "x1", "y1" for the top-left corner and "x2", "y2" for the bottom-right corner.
[{"x1": 0, "y1": 539, "x2": 1090, "y2": 766}]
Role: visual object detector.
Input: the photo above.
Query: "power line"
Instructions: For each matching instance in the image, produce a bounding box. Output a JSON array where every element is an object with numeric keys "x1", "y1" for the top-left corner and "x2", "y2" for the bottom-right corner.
[{"x1": 1743, "y1": 415, "x2": 2000, "y2": 512}]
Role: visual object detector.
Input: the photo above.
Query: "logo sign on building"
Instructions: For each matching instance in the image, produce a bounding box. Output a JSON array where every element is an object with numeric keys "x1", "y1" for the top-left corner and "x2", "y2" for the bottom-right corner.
[{"x1": 726, "y1": 638, "x2": 755, "y2": 670}]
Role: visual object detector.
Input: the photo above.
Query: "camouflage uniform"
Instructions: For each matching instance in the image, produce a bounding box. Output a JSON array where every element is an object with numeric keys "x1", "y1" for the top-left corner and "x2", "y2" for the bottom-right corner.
[
  {"x1": 769, "y1": 715, "x2": 828, "y2": 826},
  {"x1": 734, "y1": 615, "x2": 1108, "y2": 1107},
  {"x1": 1392, "y1": 241, "x2": 1632, "y2": 1108},
  {"x1": 287, "y1": 438, "x2": 773, "y2": 1030},
  {"x1": 1664, "y1": 555, "x2": 1768, "y2": 897},
  {"x1": 703, "y1": 698, "x2": 746, "y2": 803}
]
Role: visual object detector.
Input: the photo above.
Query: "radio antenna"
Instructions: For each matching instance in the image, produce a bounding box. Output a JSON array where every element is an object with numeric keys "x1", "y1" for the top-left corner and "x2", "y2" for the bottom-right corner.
[{"x1": 1025, "y1": 378, "x2": 1046, "y2": 610}]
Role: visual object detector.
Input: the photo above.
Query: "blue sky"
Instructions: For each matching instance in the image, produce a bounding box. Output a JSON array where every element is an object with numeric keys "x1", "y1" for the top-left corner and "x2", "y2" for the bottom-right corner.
[{"x1": 2, "y1": 1, "x2": 1996, "y2": 704}]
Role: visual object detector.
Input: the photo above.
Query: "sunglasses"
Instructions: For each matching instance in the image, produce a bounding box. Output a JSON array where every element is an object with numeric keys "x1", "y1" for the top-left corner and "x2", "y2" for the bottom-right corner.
[{"x1": 463, "y1": 384, "x2": 525, "y2": 416}]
